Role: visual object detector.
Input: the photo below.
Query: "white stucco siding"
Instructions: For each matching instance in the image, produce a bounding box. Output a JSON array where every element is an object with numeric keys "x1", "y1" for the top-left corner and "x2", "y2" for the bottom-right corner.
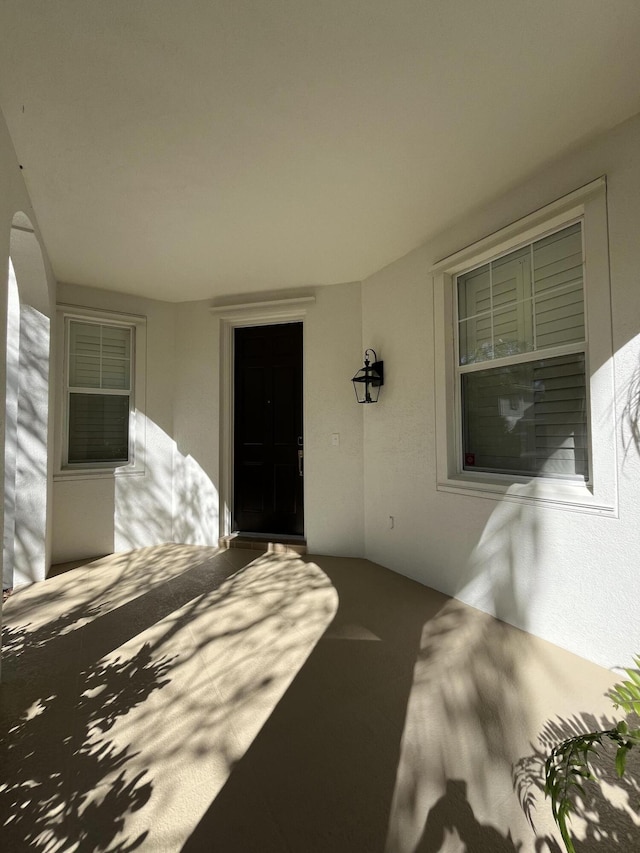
[
  {"x1": 0, "y1": 107, "x2": 56, "y2": 609},
  {"x1": 51, "y1": 280, "x2": 366, "y2": 562},
  {"x1": 303, "y1": 281, "x2": 365, "y2": 556},
  {"x1": 172, "y1": 301, "x2": 220, "y2": 546},
  {"x1": 361, "y1": 113, "x2": 640, "y2": 670}
]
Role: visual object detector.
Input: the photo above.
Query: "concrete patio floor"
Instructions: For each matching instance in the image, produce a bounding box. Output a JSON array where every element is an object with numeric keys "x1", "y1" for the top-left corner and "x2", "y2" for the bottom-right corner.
[{"x1": 0, "y1": 544, "x2": 637, "y2": 852}]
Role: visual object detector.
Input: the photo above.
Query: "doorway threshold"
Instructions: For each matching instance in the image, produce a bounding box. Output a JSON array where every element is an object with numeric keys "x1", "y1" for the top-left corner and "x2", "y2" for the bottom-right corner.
[{"x1": 219, "y1": 532, "x2": 307, "y2": 555}]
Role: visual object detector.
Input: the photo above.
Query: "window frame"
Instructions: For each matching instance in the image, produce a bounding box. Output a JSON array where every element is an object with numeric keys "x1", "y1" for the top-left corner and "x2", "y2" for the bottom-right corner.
[
  {"x1": 432, "y1": 177, "x2": 617, "y2": 515},
  {"x1": 455, "y1": 218, "x2": 589, "y2": 482},
  {"x1": 55, "y1": 305, "x2": 147, "y2": 479}
]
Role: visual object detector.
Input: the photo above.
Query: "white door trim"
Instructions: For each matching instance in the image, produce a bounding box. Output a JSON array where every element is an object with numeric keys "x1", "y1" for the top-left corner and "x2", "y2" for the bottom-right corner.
[{"x1": 213, "y1": 296, "x2": 315, "y2": 541}]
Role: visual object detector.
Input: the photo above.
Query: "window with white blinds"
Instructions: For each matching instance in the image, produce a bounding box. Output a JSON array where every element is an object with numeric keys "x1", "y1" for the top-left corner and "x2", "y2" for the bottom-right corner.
[
  {"x1": 456, "y1": 222, "x2": 588, "y2": 480},
  {"x1": 66, "y1": 320, "x2": 133, "y2": 465}
]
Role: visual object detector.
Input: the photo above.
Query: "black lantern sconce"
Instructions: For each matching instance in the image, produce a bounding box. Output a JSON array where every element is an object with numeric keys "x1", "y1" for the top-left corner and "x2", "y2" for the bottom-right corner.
[{"x1": 352, "y1": 349, "x2": 384, "y2": 403}]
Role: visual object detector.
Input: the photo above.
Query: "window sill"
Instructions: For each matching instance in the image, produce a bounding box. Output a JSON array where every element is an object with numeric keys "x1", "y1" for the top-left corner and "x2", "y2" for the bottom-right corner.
[
  {"x1": 436, "y1": 474, "x2": 617, "y2": 516},
  {"x1": 54, "y1": 465, "x2": 145, "y2": 482}
]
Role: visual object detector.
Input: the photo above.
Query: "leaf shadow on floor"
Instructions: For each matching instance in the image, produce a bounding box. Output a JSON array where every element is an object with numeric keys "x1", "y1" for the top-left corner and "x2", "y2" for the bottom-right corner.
[
  {"x1": 0, "y1": 546, "x2": 339, "y2": 853},
  {"x1": 0, "y1": 598, "x2": 174, "y2": 853},
  {"x1": 513, "y1": 712, "x2": 640, "y2": 853}
]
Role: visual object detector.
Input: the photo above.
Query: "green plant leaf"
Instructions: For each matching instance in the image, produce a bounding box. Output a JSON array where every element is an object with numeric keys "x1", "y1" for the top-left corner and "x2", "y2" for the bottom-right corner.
[
  {"x1": 544, "y1": 728, "x2": 625, "y2": 852},
  {"x1": 544, "y1": 654, "x2": 640, "y2": 851},
  {"x1": 616, "y1": 744, "x2": 629, "y2": 777},
  {"x1": 610, "y1": 658, "x2": 640, "y2": 714},
  {"x1": 626, "y1": 669, "x2": 640, "y2": 688}
]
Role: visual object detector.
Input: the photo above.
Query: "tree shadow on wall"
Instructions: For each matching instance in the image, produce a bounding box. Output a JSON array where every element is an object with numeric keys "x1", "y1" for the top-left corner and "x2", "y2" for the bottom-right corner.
[
  {"x1": 0, "y1": 605, "x2": 173, "y2": 853},
  {"x1": 4, "y1": 299, "x2": 50, "y2": 592},
  {"x1": 113, "y1": 433, "x2": 218, "y2": 552},
  {"x1": 513, "y1": 712, "x2": 640, "y2": 852},
  {"x1": 621, "y1": 354, "x2": 640, "y2": 461}
]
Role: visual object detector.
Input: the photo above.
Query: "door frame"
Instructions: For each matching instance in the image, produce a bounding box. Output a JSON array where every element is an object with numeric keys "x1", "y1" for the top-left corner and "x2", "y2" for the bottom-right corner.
[{"x1": 213, "y1": 296, "x2": 315, "y2": 542}]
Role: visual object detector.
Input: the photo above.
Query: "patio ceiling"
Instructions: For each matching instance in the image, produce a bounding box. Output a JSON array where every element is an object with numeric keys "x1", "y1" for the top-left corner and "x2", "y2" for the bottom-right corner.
[{"x1": 1, "y1": 1, "x2": 640, "y2": 301}]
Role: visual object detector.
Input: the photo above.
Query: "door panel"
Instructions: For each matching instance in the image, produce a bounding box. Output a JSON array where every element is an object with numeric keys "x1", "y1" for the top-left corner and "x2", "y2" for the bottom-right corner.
[
  {"x1": 274, "y1": 462, "x2": 297, "y2": 515},
  {"x1": 233, "y1": 323, "x2": 303, "y2": 535},
  {"x1": 242, "y1": 367, "x2": 268, "y2": 443},
  {"x1": 240, "y1": 462, "x2": 265, "y2": 514}
]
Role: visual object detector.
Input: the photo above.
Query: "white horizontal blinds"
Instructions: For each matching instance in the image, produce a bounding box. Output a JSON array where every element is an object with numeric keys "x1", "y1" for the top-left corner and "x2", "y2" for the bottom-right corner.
[
  {"x1": 67, "y1": 320, "x2": 132, "y2": 464},
  {"x1": 461, "y1": 353, "x2": 588, "y2": 479},
  {"x1": 457, "y1": 222, "x2": 584, "y2": 365},
  {"x1": 68, "y1": 322, "x2": 101, "y2": 387},
  {"x1": 69, "y1": 322, "x2": 131, "y2": 390},
  {"x1": 68, "y1": 394, "x2": 130, "y2": 463}
]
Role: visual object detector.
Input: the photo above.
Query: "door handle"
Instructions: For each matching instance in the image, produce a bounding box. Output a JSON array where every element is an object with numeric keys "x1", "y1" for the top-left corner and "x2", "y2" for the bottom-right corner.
[{"x1": 298, "y1": 448, "x2": 304, "y2": 478}]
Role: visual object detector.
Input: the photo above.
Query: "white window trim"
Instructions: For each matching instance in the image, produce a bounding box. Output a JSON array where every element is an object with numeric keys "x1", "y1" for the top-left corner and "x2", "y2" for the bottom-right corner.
[
  {"x1": 54, "y1": 304, "x2": 147, "y2": 480},
  {"x1": 432, "y1": 177, "x2": 618, "y2": 516}
]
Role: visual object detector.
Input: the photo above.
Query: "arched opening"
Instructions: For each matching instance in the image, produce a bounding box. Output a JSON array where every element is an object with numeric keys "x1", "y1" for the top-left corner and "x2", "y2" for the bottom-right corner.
[{"x1": 3, "y1": 212, "x2": 51, "y2": 593}]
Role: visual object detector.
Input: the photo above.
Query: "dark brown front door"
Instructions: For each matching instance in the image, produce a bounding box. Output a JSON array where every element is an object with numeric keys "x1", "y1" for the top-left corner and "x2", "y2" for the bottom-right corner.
[{"x1": 233, "y1": 323, "x2": 303, "y2": 535}]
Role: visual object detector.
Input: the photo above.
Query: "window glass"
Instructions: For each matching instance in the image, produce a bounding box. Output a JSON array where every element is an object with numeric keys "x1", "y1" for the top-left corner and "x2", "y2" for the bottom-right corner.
[
  {"x1": 69, "y1": 323, "x2": 101, "y2": 387},
  {"x1": 534, "y1": 284, "x2": 584, "y2": 349},
  {"x1": 492, "y1": 244, "x2": 532, "y2": 307},
  {"x1": 457, "y1": 222, "x2": 586, "y2": 480},
  {"x1": 461, "y1": 353, "x2": 588, "y2": 480},
  {"x1": 457, "y1": 222, "x2": 584, "y2": 367},
  {"x1": 458, "y1": 315, "x2": 493, "y2": 365},
  {"x1": 457, "y1": 264, "x2": 490, "y2": 320},
  {"x1": 66, "y1": 319, "x2": 133, "y2": 466},
  {"x1": 492, "y1": 303, "x2": 534, "y2": 358},
  {"x1": 68, "y1": 393, "x2": 130, "y2": 463}
]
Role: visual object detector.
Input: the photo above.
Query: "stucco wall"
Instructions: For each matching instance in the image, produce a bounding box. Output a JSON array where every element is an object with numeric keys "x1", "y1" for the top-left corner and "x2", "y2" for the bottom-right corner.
[
  {"x1": 52, "y1": 280, "x2": 365, "y2": 562},
  {"x1": 361, "y1": 113, "x2": 640, "y2": 670},
  {"x1": 0, "y1": 110, "x2": 56, "y2": 590},
  {"x1": 303, "y1": 281, "x2": 364, "y2": 556},
  {"x1": 172, "y1": 300, "x2": 220, "y2": 545}
]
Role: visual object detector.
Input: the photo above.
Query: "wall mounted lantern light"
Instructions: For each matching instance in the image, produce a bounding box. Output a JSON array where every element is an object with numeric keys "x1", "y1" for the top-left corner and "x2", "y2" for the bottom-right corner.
[{"x1": 352, "y1": 349, "x2": 384, "y2": 403}]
